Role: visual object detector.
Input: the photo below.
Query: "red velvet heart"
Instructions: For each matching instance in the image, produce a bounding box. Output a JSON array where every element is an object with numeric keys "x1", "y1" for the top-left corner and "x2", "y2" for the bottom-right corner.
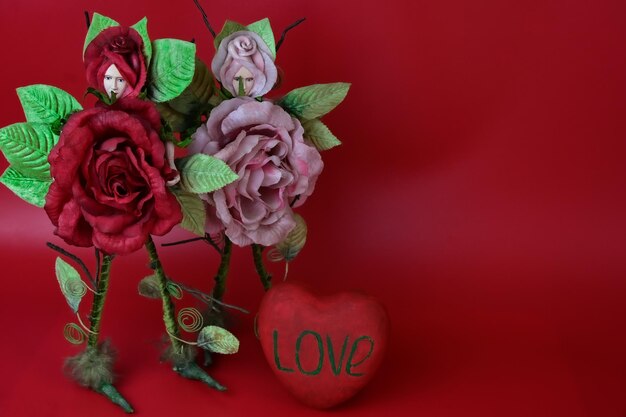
[{"x1": 257, "y1": 282, "x2": 389, "y2": 409}]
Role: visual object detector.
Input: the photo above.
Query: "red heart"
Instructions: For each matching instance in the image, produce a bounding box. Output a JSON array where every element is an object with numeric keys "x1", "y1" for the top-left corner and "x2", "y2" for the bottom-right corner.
[{"x1": 257, "y1": 282, "x2": 389, "y2": 408}]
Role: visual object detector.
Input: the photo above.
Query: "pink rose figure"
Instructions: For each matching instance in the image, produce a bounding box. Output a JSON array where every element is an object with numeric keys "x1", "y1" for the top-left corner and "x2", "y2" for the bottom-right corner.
[
  {"x1": 189, "y1": 98, "x2": 323, "y2": 246},
  {"x1": 212, "y1": 31, "x2": 278, "y2": 98}
]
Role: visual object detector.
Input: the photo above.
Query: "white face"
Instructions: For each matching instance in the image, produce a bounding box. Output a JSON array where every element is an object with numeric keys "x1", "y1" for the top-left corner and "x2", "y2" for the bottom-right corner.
[
  {"x1": 103, "y1": 64, "x2": 127, "y2": 98},
  {"x1": 233, "y1": 66, "x2": 254, "y2": 95}
]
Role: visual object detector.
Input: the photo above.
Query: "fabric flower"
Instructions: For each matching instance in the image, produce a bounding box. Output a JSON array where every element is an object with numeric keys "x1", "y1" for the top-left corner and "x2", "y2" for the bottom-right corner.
[
  {"x1": 189, "y1": 98, "x2": 323, "y2": 246},
  {"x1": 44, "y1": 98, "x2": 182, "y2": 256},
  {"x1": 84, "y1": 26, "x2": 148, "y2": 99},
  {"x1": 211, "y1": 31, "x2": 277, "y2": 98}
]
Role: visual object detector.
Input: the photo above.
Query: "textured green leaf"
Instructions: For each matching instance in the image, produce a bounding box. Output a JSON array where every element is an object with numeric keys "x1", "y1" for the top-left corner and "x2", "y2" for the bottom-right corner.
[
  {"x1": 130, "y1": 17, "x2": 152, "y2": 66},
  {"x1": 302, "y1": 119, "x2": 342, "y2": 151},
  {"x1": 0, "y1": 123, "x2": 58, "y2": 179},
  {"x1": 276, "y1": 213, "x2": 307, "y2": 261},
  {"x1": 197, "y1": 326, "x2": 240, "y2": 354},
  {"x1": 55, "y1": 257, "x2": 87, "y2": 314},
  {"x1": 246, "y1": 18, "x2": 276, "y2": 57},
  {"x1": 0, "y1": 167, "x2": 51, "y2": 207},
  {"x1": 172, "y1": 189, "x2": 207, "y2": 236},
  {"x1": 17, "y1": 84, "x2": 82, "y2": 125},
  {"x1": 279, "y1": 83, "x2": 351, "y2": 120},
  {"x1": 214, "y1": 20, "x2": 247, "y2": 50},
  {"x1": 157, "y1": 58, "x2": 214, "y2": 132},
  {"x1": 137, "y1": 274, "x2": 160, "y2": 299},
  {"x1": 83, "y1": 13, "x2": 120, "y2": 56},
  {"x1": 176, "y1": 154, "x2": 238, "y2": 194},
  {"x1": 148, "y1": 39, "x2": 196, "y2": 102}
]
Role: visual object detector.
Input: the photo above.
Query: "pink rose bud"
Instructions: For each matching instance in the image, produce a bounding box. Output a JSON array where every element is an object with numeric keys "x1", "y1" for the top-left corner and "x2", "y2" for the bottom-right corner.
[{"x1": 212, "y1": 31, "x2": 277, "y2": 98}]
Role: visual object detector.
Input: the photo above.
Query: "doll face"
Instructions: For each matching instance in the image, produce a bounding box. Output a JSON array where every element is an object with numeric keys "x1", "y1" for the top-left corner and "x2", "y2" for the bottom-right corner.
[
  {"x1": 103, "y1": 64, "x2": 127, "y2": 98},
  {"x1": 232, "y1": 66, "x2": 254, "y2": 96}
]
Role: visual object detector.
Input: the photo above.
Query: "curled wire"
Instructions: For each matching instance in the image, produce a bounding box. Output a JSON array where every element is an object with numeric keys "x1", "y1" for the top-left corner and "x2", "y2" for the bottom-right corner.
[
  {"x1": 167, "y1": 281, "x2": 183, "y2": 300},
  {"x1": 267, "y1": 248, "x2": 290, "y2": 281},
  {"x1": 64, "y1": 323, "x2": 87, "y2": 345},
  {"x1": 62, "y1": 278, "x2": 87, "y2": 298},
  {"x1": 267, "y1": 248, "x2": 285, "y2": 262},
  {"x1": 178, "y1": 307, "x2": 204, "y2": 333}
]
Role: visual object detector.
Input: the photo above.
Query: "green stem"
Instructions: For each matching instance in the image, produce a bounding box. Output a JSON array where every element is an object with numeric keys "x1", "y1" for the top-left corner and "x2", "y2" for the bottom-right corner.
[
  {"x1": 212, "y1": 237, "x2": 232, "y2": 301},
  {"x1": 145, "y1": 236, "x2": 226, "y2": 391},
  {"x1": 97, "y1": 384, "x2": 134, "y2": 413},
  {"x1": 252, "y1": 244, "x2": 272, "y2": 291},
  {"x1": 88, "y1": 255, "x2": 113, "y2": 348},
  {"x1": 145, "y1": 236, "x2": 181, "y2": 348},
  {"x1": 82, "y1": 255, "x2": 134, "y2": 412}
]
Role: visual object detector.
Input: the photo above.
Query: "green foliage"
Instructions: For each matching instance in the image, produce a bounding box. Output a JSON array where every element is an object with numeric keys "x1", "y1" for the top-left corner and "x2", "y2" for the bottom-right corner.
[
  {"x1": 213, "y1": 20, "x2": 247, "y2": 51},
  {"x1": 176, "y1": 154, "x2": 238, "y2": 194},
  {"x1": 279, "y1": 83, "x2": 351, "y2": 120},
  {"x1": 172, "y1": 189, "x2": 207, "y2": 236},
  {"x1": 130, "y1": 17, "x2": 152, "y2": 66},
  {"x1": 55, "y1": 257, "x2": 87, "y2": 313},
  {"x1": 0, "y1": 122, "x2": 58, "y2": 179},
  {"x1": 83, "y1": 13, "x2": 120, "y2": 56},
  {"x1": 0, "y1": 167, "x2": 51, "y2": 207},
  {"x1": 137, "y1": 274, "x2": 160, "y2": 299},
  {"x1": 17, "y1": 85, "x2": 82, "y2": 125},
  {"x1": 246, "y1": 18, "x2": 276, "y2": 58},
  {"x1": 302, "y1": 118, "x2": 342, "y2": 151},
  {"x1": 156, "y1": 58, "x2": 214, "y2": 132},
  {"x1": 148, "y1": 39, "x2": 196, "y2": 102},
  {"x1": 197, "y1": 326, "x2": 240, "y2": 354},
  {"x1": 276, "y1": 213, "x2": 308, "y2": 261}
]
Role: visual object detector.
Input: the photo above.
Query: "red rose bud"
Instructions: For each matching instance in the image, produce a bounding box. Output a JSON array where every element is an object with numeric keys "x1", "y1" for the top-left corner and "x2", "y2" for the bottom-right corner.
[
  {"x1": 44, "y1": 98, "x2": 182, "y2": 256},
  {"x1": 109, "y1": 35, "x2": 135, "y2": 54},
  {"x1": 85, "y1": 27, "x2": 147, "y2": 99}
]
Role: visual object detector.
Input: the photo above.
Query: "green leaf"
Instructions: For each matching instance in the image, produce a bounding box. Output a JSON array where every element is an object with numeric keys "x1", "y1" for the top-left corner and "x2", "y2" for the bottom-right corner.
[
  {"x1": 276, "y1": 213, "x2": 307, "y2": 261},
  {"x1": 246, "y1": 18, "x2": 276, "y2": 58},
  {"x1": 83, "y1": 13, "x2": 120, "y2": 56},
  {"x1": 55, "y1": 257, "x2": 87, "y2": 314},
  {"x1": 197, "y1": 326, "x2": 240, "y2": 354},
  {"x1": 0, "y1": 123, "x2": 58, "y2": 179},
  {"x1": 279, "y1": 83, "x2": 351, "y2": 120},
  {"x1": 172, "y1": 189, "x2": 207, "y2": 236},
  {"x1": 302, "y1": 119, "x2": 342, "y2": 151},
  {"x1": 214, "y1": 20, "x2": 247, "y2": 51},
  {"x1": 17, "y1": 85, "x2": 82, "y2": 125},
  {"x1": 137, "y1": 274, "x2": 160, "y2": 299},
  {"x1": 130, "y1": 17, "x2": 152, "y2": 66},
  {"x1": 148, "y1": 39, "x2": 196, "y2": 102},
  {"x1": 176, "y1": 154, "x2": 238, "y2": 194},
  {"x1": 0, "y1": 167, "x2": 51, "y2": 207}
]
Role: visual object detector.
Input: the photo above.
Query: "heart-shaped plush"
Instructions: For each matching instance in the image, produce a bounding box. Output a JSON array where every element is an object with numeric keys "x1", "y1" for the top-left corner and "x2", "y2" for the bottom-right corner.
[{"x1": 257, "y1": 282, "x2": 389, "y2": 408}]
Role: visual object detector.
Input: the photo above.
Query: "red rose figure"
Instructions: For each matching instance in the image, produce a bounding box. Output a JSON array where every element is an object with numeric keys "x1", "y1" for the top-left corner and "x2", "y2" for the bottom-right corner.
[
  {"x1": 84, "y1": 26, "x2": 147, "y2": 99},
  {"x1": 44, "y1": 98, "x2": 182, "y2": 255}
]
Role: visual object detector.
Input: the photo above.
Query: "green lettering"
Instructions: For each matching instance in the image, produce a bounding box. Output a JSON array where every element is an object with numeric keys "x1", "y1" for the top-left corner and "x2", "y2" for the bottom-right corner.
[
  {"x1": 273, "y1": 329, "x2": 294, "y2": 373},
  {"x1": 295, "y1": 330, "x2": 324, "y2": 375},
  {"x1": 327, "y1": 335, "x2": 349, "y2": 376},
  {"x1": 346, "y1": 336, "x2": 374, "y2": 376}
]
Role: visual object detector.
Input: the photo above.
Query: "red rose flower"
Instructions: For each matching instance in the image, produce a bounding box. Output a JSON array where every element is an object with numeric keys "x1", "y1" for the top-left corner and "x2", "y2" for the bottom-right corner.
[
  {"x1": 84, "y1": 26, "x2": 147, "y2": 99},
  {"x1": 44, "y1": 98, "x2": 182, "y2": 255}
]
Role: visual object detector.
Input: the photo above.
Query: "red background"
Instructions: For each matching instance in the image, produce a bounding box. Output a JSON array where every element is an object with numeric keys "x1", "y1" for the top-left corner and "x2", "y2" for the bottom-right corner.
[{"x1": 1, "y1": 0, "x2": 625, "y2": 416}]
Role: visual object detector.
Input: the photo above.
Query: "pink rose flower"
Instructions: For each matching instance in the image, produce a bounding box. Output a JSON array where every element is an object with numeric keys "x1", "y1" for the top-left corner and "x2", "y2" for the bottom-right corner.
[
  {"x1": 212, "y1": 31, "x2": 278, "y2": 98},
  {"x1": 188, "y1": 98, "x2": 323, "y2": 246}
]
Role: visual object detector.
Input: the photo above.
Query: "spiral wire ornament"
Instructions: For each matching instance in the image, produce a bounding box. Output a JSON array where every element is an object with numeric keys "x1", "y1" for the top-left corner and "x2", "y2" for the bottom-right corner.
[
  {"x1": 267, "y1": 248, "x2": 284, "y2": 262},
  {"x1": 62, "y1": 278, "x2": 87, "y2": 299},
  {"x1": 178, "y1": 307, "x2": 204, "y2": 333},
  {"x1": 267, "y1": 249, "x2": 290, "y2": 281},
  {"x1": 63, "y1": 322, "x2": 87, "y2": 345}
]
